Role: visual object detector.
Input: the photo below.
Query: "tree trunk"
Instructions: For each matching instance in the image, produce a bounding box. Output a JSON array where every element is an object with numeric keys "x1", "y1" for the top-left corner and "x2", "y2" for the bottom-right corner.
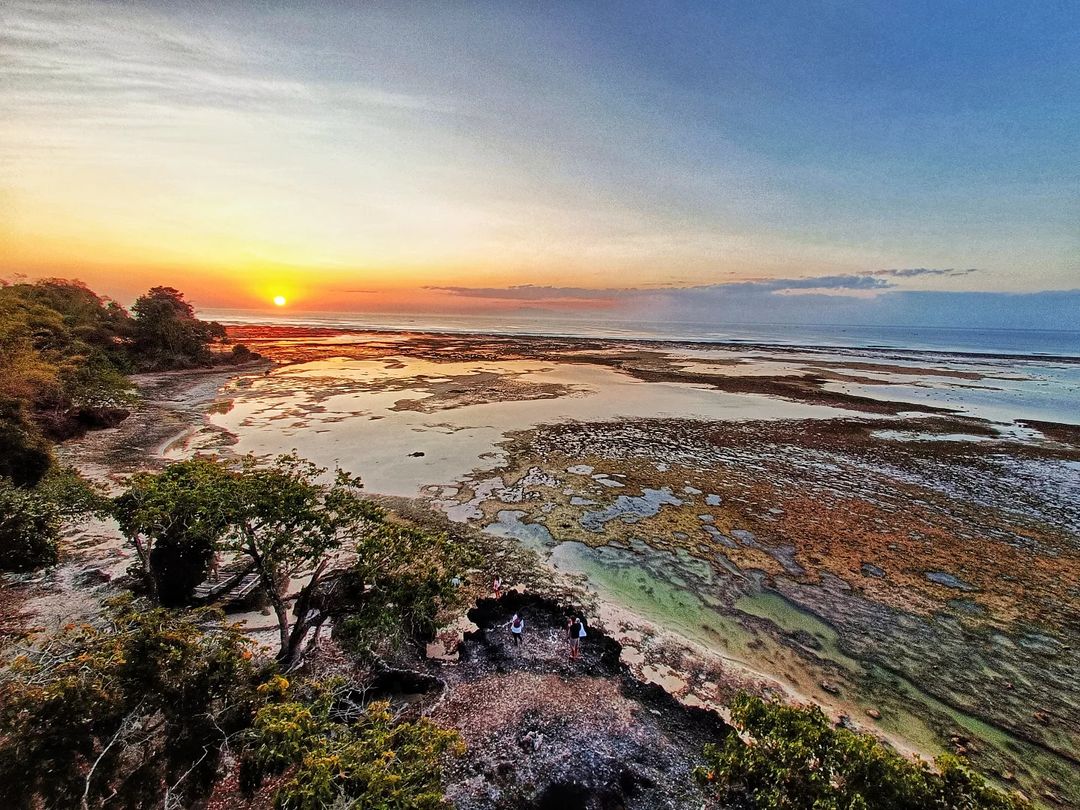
[
  {"x1": 133, "y1": 536, "x2": 158, "y2": 602},
  {"x1": 278, "y1": 561, "x2": 329, "y2": 669},
  {"x1": 269, "y1": 592, "x2": 292, "y2": 662}
]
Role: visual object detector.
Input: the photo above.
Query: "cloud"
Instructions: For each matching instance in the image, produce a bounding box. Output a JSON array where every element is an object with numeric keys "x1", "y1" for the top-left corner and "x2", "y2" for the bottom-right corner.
[
  {"x1": 425, "y1": 284, "x2": 625, "y2": 301},
  {"x1": 428, "y1": 268, "x2": 983, "y2": 302},
  {"x1": 868, "y1": 268, "x2": 980, "y2": 279},
  {"x1": 0, "y1": 1, "x2": 451, "y2": 126},
  {"x1": 422, "y1": 270, "x2": 1080, "y2": 331}
]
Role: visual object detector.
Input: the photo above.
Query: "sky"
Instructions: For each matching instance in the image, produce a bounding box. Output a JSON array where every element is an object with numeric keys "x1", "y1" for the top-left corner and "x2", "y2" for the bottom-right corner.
[{"x1": 1, "y1": 0, "x2": 1078, "y2": 329}]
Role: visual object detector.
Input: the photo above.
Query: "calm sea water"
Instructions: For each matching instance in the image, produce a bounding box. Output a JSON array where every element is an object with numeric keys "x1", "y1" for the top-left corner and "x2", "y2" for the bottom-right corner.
[{"x1": 204, "y1": 309, "x2": 1080, "y2": 359}]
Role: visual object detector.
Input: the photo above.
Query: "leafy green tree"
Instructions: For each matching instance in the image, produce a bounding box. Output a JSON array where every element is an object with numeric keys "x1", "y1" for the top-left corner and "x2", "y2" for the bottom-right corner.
[
  {"x1": 113, "y1": 454, "x2": 384, "y2": 666},
  {"x1": 113, "y1": 458, "x2": 237, "y2": 605},
  {"x1": 130, "y1": 286, "x2": 225, "y2": 369},
  {"x1": 239, "y1": 679, "x2": 462, "y2": 810},
  {"x1": 223, "y1": 454, "x2": 384, "y2": 669},
  {"x1": 0, "y1": 596, "x2": 264, "y2": 810},
  {"x1": 113, "y1": 454, "x2": 465, "y2": 668},
  {"x1": 698, "y1": 693, "x2": 1027, "y2": 810}
]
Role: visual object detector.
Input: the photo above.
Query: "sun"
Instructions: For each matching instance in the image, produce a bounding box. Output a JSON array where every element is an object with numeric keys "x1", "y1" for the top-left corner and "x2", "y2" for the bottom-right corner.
[{"x1": 273, "y1": 295, "x2": 287, "y2": 307}]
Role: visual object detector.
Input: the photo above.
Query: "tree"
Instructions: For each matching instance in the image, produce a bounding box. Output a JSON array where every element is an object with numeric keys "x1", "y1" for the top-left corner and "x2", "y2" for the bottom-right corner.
[
  {"x1": 239, "y1": 679, "x2": 462, "y2": 810},
  {"x1": 113, "y1": 458, "x2": 237, "y2": 605},
  {"x1": 0, "y1": 596, "x2": 264, "y2": 810},
  {"x1": 224, "y1": 455, "x2": 384, "y2": 669},
  {"x1": 114, "y1": 454, "x2": 384, "y2": 666},
  {"x1": 130, "y1": 287, "x2": 225, "y2": 369},
  {"x1": 112, "y1": 455, "x2": 465, "y2": 668},
  {"x1": 697, "y1": 693, "x2": 1027, "y2": 810}
]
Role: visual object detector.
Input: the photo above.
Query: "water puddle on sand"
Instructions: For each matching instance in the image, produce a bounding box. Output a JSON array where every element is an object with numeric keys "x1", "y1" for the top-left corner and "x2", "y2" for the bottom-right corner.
[{"x1": 208, "y1": 356, "x2": 848, "y2": 496}]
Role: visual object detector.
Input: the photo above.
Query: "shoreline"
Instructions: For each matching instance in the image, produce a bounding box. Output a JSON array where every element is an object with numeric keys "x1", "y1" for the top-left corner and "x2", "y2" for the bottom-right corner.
[
  {"x1": 8, "y1": 329, "x2": 1074, "y2": 806},
  {"x1": 222, "y1": 321, "x2": 1080, "y2": 364}
]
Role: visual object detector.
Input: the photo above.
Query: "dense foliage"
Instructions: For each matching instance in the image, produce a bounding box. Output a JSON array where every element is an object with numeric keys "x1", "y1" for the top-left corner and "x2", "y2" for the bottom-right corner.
[
  {"x1": 698, "y1": 693, "x2": 1027, "y2": 810},
  {"x1": 130, "y1": 286, "x2": 227, "y2": 370},
  {"x1": 0, "y1": 597, "x2": 264, "y2": 810},
  {"x1": 0, "y1": 279, "x2": 245, "y2": 488},
  {"x1": 113, "y1": 458, "x2": 237, "y2": 605},
  {"x1": 0, "y1": 279, "x2": 131, "y2": 484},
  {"x1": 0, "y1": 599, "x2": 463, "y2": 810},
  {"x1": 0, "y1": 478, "x2": 62, "y2": 571},
  {"x1": 0, "y1": 468, "x2": 106, "y2": 571},
  {"x1": 240, "y1": 679, "x2": 462, "y2": 809},
  {"x1": 113, "y1": 454, "x2": 466, "y2": 667},
  {"x1": 335, "y1": 522, "x2": 470, "y2": 658}
]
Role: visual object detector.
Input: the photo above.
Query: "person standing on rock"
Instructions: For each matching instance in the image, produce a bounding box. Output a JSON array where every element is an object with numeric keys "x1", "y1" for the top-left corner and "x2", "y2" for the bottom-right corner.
[
  {"x1": 510, "y1": 612, "x2": 524, "y2": 646},
  {"x1": 493, "y1": 576, "x2": 503, "y2": 600},
  {"x1": 568, "y1": 616, "x2": 583, "y2": 660}
]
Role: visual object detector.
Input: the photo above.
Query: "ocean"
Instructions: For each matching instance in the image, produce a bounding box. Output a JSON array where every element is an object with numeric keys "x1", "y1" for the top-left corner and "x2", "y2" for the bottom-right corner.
[{"x1": 203, "y1": 309, "x2": 1080, "y2": 359}]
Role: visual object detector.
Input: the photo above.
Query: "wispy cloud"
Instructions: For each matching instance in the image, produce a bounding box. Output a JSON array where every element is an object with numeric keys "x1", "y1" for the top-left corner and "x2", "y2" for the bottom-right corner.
[
  {"x1": 425, "y1": 284, "x2": 624, "y2": 301},
  {"x1": 428, "y1": 268, "x2": 983, "y2": 301},
  {"x1": 0, "y1": 1, "x2": 451, "y2": 125},
  {"x1": 868, "y1": 268, "x2": 980, "y2": 279}
]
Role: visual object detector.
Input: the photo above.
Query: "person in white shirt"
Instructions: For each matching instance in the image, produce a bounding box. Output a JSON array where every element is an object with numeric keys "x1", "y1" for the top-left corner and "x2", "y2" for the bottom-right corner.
[{"x1": 510, "y1": 613, "x2": 524, "y2": 645}]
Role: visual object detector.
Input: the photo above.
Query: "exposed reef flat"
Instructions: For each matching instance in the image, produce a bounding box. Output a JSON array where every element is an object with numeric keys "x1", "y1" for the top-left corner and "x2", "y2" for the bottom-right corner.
[
  {"x1": 435, "y1": 414, "x2": 1079, "y2": 805},
  {"x1": 196, "y1": 327, "x2": 1080, "y2": 806},
  {"x1": 230, "y1": 324, "x2": 1080, "y2": 418}
]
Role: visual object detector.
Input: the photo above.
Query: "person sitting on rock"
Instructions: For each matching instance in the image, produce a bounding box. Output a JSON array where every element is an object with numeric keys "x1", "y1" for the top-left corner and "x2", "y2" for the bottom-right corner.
[
  {"x1": 568, "y1": 617, "x2": 583, "y2": 660},
  {"x1": 510, "y1": 613, "x2": 524, "y2": 645}
]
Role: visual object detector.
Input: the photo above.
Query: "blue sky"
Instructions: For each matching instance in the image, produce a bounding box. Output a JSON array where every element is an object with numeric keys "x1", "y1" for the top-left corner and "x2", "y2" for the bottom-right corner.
[{"x1": 1, "y1": 1, "x2": 1077, "y2": 326}]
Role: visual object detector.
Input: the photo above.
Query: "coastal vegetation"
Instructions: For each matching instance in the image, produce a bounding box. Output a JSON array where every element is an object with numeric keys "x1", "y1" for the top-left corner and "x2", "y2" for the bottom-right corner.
[
  {"x1": 0, "y1": 597, "x2": 461, "y2": 810},
  {"x1": 240, "y1": 680, "x2": 462, "y2": 810},
  {"x1": 0, "y1": 278, "x2": 251, "y2": 488},
  {"x1": 113, "y1": 453, "x2": 467, "y2": 667},
  {"x1": 699, "y1": 694, "x2": 1027, "y2": 810},
  {"x1": 0, "y1": 468, "x2": 105, "y2": 572}
]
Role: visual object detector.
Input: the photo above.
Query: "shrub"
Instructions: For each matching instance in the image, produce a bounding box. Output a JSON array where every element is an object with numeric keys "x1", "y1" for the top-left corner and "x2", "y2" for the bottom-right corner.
[
  {"x1": 0, "y1": 478, "x2": 61, "y2": 570},
  {"x1": 697, "y1": 693, "x2": 1027, "y2": 810},
  {"x1": 335, "y1": 523, "x2": 470, "y2": 659},
  {"x1": 0, "y1": 468, "x2": 107, "y2": 572},
  {"x1": 0, "y1": 400, "x2": 52, "y2": 485},
  {"x1": 0, "y1": 596, "x2": 265, "y2": 810},
  {"x1": 240, "y1": 679, "x2": 462, "y2": 810}
]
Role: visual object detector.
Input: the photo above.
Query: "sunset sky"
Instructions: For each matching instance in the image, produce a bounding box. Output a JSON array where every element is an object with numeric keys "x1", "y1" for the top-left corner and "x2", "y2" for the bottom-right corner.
[{"x1": 2, "y1": 1, "x2": 1078, "y2": 327}]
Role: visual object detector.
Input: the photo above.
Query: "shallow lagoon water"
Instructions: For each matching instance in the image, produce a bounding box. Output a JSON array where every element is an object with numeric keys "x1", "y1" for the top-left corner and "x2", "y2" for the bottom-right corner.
[{"x1": 209, "y1": 356, "x2": 848, "y2": 495}]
